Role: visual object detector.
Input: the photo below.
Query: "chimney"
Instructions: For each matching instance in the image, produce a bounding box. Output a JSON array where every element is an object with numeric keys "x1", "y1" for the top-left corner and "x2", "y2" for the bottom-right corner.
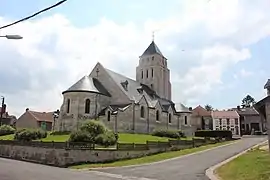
[
  {"x1": 189, "y1": 107, "x2": 192, "y2": 111},
  {"x1": 237, "y1": 106, "x2": 240, "y2": 110},
  {"x1": 26, "y1": 108, "x2": 29, "y2": 111}
]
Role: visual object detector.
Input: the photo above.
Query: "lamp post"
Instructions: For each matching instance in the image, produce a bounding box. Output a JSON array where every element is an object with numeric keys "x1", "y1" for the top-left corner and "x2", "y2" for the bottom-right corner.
[{"x1": 0, "y1": 35, "x2": 23, "y2": 40}]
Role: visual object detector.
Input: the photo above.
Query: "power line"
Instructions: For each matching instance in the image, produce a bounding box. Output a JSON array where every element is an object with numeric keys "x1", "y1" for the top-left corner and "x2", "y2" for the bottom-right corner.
[{"x1": 0, "y1": 0, "x2": 67, "y2": 30}]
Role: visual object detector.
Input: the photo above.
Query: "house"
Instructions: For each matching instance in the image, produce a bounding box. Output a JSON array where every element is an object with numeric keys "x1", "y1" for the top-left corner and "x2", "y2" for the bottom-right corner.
[
  {"x1": 231, "y1": 106, "x2": 266, "y2": 135},
  {"x1": 16, "y1": 108, "x2": 54, "y2": 131},
  {"x1": 191, "y1": 105, "x2": 213, "y2": 130},
  {"x1": 55, "y1": 40, "x2": 194, "y2": 134},
  {"x1": 212, "y1": 110, "x2": 240, "y2": 136}
]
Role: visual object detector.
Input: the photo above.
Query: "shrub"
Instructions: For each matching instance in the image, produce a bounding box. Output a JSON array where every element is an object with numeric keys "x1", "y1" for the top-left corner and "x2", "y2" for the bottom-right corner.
[
  {"x1": 69, "y1": 130, "x2": 94, "y2": 143},
  {"x1": 50, "y1": 131, "x2": 71, "y2": 135},
  {"x1": 195, "y1": 130, "x2": 232, "y2": 139},
  {"x1": 152, "y1": 129, "x2": 185, "y2": 139},
  {"x1": 80, "y1": 120, "x2": 106, "y2": 137},
  {"x1": 14, "y1": 129, "x2": 47, "y2": 141},
  {"x1": 0, "y1": 125, "x2": 15, "y2": 136},
  {"x1": 95, "y1": 130, "x2": 117, "y2": 147}
]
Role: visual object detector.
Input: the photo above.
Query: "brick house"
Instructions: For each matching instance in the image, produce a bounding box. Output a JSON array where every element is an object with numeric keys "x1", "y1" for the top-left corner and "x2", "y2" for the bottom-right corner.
[
  {"x1": 16, "y1": 109, "x2": 54, "y2": 131},
  {"x1": 191, "y1": 105, "x2": 213, "y2": 130}
]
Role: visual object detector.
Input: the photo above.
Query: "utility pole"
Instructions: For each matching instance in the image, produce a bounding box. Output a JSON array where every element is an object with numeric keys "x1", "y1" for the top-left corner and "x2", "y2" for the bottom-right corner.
[{"x1": 0, "y1": 97, "x2": 5, "y2": 126}]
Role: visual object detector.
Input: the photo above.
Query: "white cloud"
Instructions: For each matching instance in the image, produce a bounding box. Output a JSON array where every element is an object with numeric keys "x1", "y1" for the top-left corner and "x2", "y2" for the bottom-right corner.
[{"x1": 0, "y1": 0, "x2": 270, "y2": 116}]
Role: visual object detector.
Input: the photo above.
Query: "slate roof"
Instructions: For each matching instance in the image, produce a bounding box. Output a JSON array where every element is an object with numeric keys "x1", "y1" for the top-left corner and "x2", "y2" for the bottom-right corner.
[
  {"x1": 174, "y1": 103, "x2": 191, "y2": 113},
  {"x1": 62, "y1": 76, "x2": 111, "y2": 96},
  {"x1": 254, "y1": 96, "x2": 270, "y2": 119},
  {"x1": 141, "y1": 41, "x2": 164, "y2": 57},
  {"x1": 231, "y1": 107, "x2": 259, "y2": 116},
  {"x1": 264, "y1": 79, "x2": 270, "y2": 89}
]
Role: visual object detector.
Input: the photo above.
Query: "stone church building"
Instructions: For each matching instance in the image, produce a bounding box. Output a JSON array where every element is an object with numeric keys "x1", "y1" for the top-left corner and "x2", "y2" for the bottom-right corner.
[{"x1": 55, "y1": 41, "x2": 193, "y2": 134}]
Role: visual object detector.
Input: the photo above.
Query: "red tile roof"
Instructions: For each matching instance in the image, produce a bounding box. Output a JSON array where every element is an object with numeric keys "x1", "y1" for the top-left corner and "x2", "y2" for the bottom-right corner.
[
  {"x1": 212, "y1": 110, "x2": 239, "y2": 119},
  {"x1": 192, "y1": 105, "x2": 211, "y2": 116},
  {"x1": 28, "y1": 111, "x2": 54, "y2": 123}
]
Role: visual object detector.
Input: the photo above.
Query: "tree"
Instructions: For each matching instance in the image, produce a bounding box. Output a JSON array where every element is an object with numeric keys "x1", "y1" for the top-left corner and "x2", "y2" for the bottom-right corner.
[
  {"x1": 241, "y1": 95, "x2": 256, "y2": 108},
  {"x1": 205, "y1": 104, "x2": 214, "y2": 111}
]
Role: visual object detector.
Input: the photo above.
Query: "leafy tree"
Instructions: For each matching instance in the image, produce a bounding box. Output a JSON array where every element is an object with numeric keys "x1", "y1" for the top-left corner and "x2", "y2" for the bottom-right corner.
[
  {"x1": 205, "y1": 104, "x2": 214, "y2": 111},
  {"x1": 241, "y1": 95, "x2": 256, "y2": 108}
]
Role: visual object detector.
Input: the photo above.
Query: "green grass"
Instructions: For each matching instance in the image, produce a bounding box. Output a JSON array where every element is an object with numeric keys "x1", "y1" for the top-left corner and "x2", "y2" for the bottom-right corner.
[
  {"x1": 0, "y1": 134, "x2": 14, "y2": 140},
  {"x1": 217, "y1": 148, "x2": 270, "y2": 180},
  {"x1": 71, "y1": 140, "x2": 235, "y2": 169}
]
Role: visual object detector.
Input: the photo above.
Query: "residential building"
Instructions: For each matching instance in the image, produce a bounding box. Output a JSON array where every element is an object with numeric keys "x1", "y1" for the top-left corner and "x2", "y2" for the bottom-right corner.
[
  {"x1": 212, "y1": 110, "x2": 240, "y2": 136},
  {"x1": 16, "y1": 108, "x2": 54, "y2": 131},
  {"x1": 231, "y1": 106, "x2": 266, "y2": 135},
  {"x1": 191, "y1": 105, "x2": 212, "y2": 130},
  {"x1": 55, "y1": 40, "x2": 194, "y2": 134}
]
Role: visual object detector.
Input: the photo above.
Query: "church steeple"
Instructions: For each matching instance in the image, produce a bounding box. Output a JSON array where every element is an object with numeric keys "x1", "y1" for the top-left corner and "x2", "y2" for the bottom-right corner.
[
  {"x1": 141, "y1": 41, "x2": 164, "y2": 57},
  {"x1": 136, "y1": 40, "x2": 171, "y2": 100}
]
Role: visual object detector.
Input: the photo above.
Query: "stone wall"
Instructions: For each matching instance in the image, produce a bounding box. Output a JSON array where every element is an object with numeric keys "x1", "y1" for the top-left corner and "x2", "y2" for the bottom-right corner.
[{"x1": 0, "y1": 142, "x2": 198, "y2": 167}]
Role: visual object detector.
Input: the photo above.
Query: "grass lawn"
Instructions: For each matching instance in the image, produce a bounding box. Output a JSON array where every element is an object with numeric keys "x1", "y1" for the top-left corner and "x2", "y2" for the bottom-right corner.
[
  {"x1": 0, "y1": 134, "x2": 14, "y2": 140},
  {"x1": 70, "y1": 140, "x2": 235, "y2": 169},
  {"x1": 217, "y1": 148, "x2": 270, "y2": 180}
]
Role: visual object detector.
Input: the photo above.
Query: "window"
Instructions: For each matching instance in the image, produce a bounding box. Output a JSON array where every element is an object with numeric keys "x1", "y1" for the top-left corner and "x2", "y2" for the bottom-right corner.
[
  {"x1": 226, "y1": 118, "x2": 230, "y2": 125},
  {"x1": 107, "y1": 111, "x2": 111, "y2": 121},
  {"x1": 235, "y1": 118, "x2": 238, "y2": 125},
  {"x1": 151, "y1": 68, "x2": 154, "y2": 77},
  {"x1": 168, "y1": 113, "x2": 172, "y2": 123},
  {"x1": 184, "y1": 116, "x2": 187, "y2": 125},
  {"x1": 85, "y1": 99, "x2": 90, "y2": 114},
  {"x1": 67, "y1": 99, "x2": 70, "y2": 113},
  {"x1": 235, "y1": 126, "x2": 239, "y2": 135},
  {"x1": 140, "y1": 106, "x2": 145, "y2": 118},
  {"x1": 156, "y1": 110, "x2": 159, "y2": 121},
  {"x1": 152, "y1": 56, "x2": 154, "y2": 60},
  {"x1": 219, "y1": 118, "x2": 222, "y2": 125},
  {"x1": 146, "y1": 69, "x2": 149, "y2": 78},
  {"x1": 141, "y1": 70, "x2": 143, "y2": 79}
]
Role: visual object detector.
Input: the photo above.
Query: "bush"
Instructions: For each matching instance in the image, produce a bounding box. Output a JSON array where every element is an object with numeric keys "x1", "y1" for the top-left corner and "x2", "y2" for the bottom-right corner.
[
  {"x1": 152, "y1": 129, "x2": 185, "y2": 139},
  {"x1": 14, "y1": 129, "x2": 47, "y2": 141},
  {"x1": 195, "y1": 130, "x2": 232, "y2": 139},
  {"x1": 0, "y1": 125, "x2": 15, "y2": 136},
  {"x1": 95, "y1": 130, "x2": 117, "y2": 147},
  {"x1": 69, "y1": 130, "x2": 94, "y2": 143},
  {"x1": 80, "y1": 120, "x2": 106, "y2": 137},
  {"x1": 50, "y1": 131, "x2": 71, "y2": 135}
]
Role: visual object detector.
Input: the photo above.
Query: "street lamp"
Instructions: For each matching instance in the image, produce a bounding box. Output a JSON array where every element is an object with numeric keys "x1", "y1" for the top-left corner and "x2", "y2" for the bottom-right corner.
[{"x1": 0, "y1": 35, "x2": 23, "y2": 40}]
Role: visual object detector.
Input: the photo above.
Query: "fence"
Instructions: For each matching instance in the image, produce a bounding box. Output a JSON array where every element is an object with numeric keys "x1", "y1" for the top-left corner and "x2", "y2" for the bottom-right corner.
[{"x1": 0, "y1": 138, "x2": 220, "y2": 151}]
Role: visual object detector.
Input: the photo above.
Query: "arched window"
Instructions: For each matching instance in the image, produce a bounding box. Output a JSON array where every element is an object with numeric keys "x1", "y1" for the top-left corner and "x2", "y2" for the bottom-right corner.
[
  {"x1": 85, "y1": 99, "x2": 90, "y2": 114},
  {"x1": 168, "y1": 113, "x2": 172, "y2": 124},
  {"x1": 156, "y1": 110, "x2": 159, "y2": 121},
  {"x1": 141, "y1": 70, "x2": 143, "y2": 79},
  {"x1": 107, "y1": 111, "x2": 111, "y2": 121},
  {"x1": 184, "y1": 116, "x2": 187, "y2": 125},
  {"x1": 140, "y1": 106, "x2": 145, "y2": 118},
  {"x1": 146, "y1": 69, "x2": 149, "y2": 78},
  {"x1": 67, "y1": 99, "x2": 70, "y2": 113},
  {"x1": 151, "y1": 68, "x2": 154, "y2": 77},
  {"x1": 152, "y1": 56, "x2": 154, "y2": 60}
]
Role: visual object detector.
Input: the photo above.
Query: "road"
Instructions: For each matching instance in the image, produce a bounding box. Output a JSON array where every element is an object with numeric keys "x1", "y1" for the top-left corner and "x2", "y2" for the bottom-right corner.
[{"x1": 0, "y1": 136, "x2": 266, "y2": 180}]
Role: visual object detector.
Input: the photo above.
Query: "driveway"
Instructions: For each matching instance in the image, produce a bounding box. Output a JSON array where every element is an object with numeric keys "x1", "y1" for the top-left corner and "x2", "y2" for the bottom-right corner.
[{"x1": 0, "y1": 136, "x2": 266, "y2": 180}]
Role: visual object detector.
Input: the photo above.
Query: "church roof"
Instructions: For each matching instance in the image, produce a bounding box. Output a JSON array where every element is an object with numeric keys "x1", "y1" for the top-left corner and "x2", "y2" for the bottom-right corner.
[
  {"x1": 141, "y1": 41, "x2": 163, "y2": 57},
  {"x1": 62, "y1": 76, "x2": 111, "y2": 96},
  {"x1": 264, "y1": 79, "x2": 270, "y2": 89},
  {"x1": 175, "y1": 103, "x2": 191, "y2": 113}
]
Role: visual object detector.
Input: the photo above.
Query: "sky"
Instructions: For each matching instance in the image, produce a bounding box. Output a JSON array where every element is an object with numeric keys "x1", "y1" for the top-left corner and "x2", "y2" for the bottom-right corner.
[{"x1": 0, "y1": 0, "x2": 270, "y2": 117}]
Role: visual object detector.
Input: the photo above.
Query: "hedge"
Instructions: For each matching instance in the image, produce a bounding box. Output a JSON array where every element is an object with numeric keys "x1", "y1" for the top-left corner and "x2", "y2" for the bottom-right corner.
[
  {"x1": 152, "y1": 129, "x2": 185, "y2": 139},
  {"x1": 195, "y1": 130, "x2": 232, "y2": 139},
  {"x1": 14, "y1": 129, "x2": 47, "y2": 141},
  {"x1": 0, "y1": 125, "x2": 15, "y2": 136}
]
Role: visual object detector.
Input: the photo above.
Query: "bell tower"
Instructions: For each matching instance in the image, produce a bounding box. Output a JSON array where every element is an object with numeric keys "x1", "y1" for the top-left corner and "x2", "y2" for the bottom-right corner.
[{"x1": 136, "y1": 39, "x2": 171, "y2": 100}]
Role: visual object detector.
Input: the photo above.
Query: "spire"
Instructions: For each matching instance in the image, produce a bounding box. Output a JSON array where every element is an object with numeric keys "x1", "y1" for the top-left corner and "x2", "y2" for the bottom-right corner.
[{"x1": 141, "y1": 41, "x2": 163, "y2": 57}]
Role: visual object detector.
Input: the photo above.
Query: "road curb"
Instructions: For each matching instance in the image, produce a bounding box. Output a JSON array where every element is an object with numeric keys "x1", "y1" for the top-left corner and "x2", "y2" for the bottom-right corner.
[
  {"x1": 205, "y1": 140, "x2": 268, "y2": 180},
  {"x1": 84, "y1": 140, "x2": 241, "y2": 171}
]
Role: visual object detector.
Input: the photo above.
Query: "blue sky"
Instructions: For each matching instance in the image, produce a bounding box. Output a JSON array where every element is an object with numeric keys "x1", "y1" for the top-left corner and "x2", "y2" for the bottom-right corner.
[{"x1": 0, "y1": 0, "x2": 269, "y2": 116}]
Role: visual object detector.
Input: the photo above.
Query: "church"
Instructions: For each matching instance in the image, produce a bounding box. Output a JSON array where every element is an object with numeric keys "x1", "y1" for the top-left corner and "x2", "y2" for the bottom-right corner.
[{"x1": 55, "y1": 40, "x2": 193, "y2": 134}]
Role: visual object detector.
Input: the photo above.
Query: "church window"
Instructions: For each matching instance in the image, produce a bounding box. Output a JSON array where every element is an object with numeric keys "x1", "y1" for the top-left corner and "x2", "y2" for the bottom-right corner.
[
  {"x1": 151, "y1": 68, "x2": 154, "y2": 77},
  {"x1": 85, "y1": 99, "x2": 90, "y2": 114},
  {"x1": 146, "y1": 69, "x2": 148, "y2": 78},
  {"x1": 107, "y1": 111, "x2": 111, "y2": 121},
  {"x1": 150, "y1": 84, "x2": 153, "y2": 89},
  {"x1": 152, "y1": 56, "x2": 154, "y2": 60},
  {"x1": 184, "y1": 116, "x2": 187, "y2": 125},
  {"x1": 140, "y1": 106, "x2": 145, "y2": 118},
  {"x1": 156, "y1": 110, "x2": 159, "y2": 121},
  {"x1": 168, "y1": 113, "x2": 172, "y2": 123},
  {"x1": 67, "y1": 99, "x2": 70, "y2": 113},
  {"x1": 141, "y1": 70, "x2": 143, "y2": 79}
]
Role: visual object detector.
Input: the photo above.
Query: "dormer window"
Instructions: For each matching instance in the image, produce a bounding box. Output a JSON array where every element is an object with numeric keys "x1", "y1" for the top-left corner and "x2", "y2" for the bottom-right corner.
[
  {"x1": 121, "y1": 80, "x2": 128, "y2": 91},
  {"x1": 137, "y1": 87, "x2": 143, "y2": 94}
]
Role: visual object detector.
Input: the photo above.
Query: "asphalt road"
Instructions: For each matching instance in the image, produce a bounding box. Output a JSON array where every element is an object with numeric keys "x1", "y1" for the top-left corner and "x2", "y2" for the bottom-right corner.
[{"x1": 0, "y1": 136, "x2": 266, "y2": 180}]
